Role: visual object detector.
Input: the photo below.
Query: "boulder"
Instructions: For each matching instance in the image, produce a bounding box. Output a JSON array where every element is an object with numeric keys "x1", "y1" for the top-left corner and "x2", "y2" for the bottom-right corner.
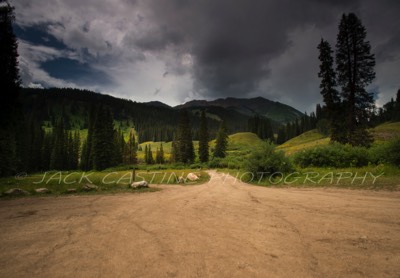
[
  {"x1": 82, "y1": 184, "x2": 98, "y2": 191},
  {"x1": 35, "y1": 188, "x2": 51, "y2": 194},
  {"x1": 131, "y1": 181, "x2": 149, "y2": 189},
  {"x1": 186, "y1": 173, "x2": 200, "y2": 181},
  {"x1": 177, "y1": 176, "x2": 185, "y2": 183},
  {"x1": 4, "y1": 188, "x2": 30, "y2": 196},
  {"x1": 66, "y1": 188, "x2": 77, "y2": 194}
]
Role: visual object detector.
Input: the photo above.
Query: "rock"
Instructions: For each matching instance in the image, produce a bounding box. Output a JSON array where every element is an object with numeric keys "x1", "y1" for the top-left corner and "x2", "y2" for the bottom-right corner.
[
  {"x1": 177, "y1": 176, "x2": 185, "y2": 183},
  {"x1": 4, "y1": 188, "x2": 30, "y2": 196},
  {"x1": 131, "y1": 181, "x2": 149, "y2": 189},
  {"x1": 186, "y1": 173, "x2": 200, "y2": 181},
  {"x1": 35, "y1": 188, "x2": 50, "y2": 194},
  {"x1": 66, "y1": 188, "x2": 77, "y2": 194},
  {"x1": 82, "y1": 183, "x2": 98, "y2": 191}
]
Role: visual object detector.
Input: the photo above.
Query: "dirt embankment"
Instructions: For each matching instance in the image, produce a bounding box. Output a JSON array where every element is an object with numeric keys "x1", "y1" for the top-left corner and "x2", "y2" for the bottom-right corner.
[{"x1": 0, "y1": 170, "x2": 399, "y2": 277}]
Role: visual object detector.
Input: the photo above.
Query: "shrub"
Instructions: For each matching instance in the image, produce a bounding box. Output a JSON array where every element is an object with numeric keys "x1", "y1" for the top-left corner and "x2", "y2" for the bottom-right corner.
[
  {"x1": 385, "y1": 139, "x2": 400, "y2": 166},
  {"x1": 245, "y1": 141, "x2": 293, "y2": 177},
  {"x1": 208, "y1": 158, "x2": 228, "y2": 168},
  {"x1": 293, "y1": 143, "x2": 369, "y2": 168},
  {"x1": 369, "y1": 138, "x2": 400, "y2": 167}
]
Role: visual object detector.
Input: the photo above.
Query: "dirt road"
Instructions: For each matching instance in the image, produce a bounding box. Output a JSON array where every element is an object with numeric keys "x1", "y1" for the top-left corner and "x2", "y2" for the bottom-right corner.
[{"x1": 0, "y1": 171, "x2": 399, "y2": 277}]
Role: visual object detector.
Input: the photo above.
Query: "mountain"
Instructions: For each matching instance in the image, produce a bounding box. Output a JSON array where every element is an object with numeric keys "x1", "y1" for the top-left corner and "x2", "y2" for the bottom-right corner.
[
  {"x1": 19, "y1": 88, "x2": 242, "y2": 142},
  {"x1": 20, "y1": 89, "x2": 304, "y2": 143},
  {"x1": 144, "y1": 101, "x2": 171, "y2": 108},
  {"x1": 176, "y1": 96, "x2": 303, "y2": 123}
]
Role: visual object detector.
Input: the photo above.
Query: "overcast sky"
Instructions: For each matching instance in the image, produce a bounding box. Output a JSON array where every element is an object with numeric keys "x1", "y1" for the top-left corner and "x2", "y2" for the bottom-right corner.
[{"x1": 12, "y1": 0, "x2": 400, "y2": 112}]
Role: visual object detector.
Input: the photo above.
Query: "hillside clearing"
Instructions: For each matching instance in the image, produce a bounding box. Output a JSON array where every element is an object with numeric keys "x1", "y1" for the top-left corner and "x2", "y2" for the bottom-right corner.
[{"x1": 277, "y1": 122, "x2": 400, "y2": 155}]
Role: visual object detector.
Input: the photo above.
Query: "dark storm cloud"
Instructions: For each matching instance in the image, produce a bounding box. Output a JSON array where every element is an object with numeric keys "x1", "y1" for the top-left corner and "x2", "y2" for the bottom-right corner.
[
  {"x1": 140, "y1": 0, "x2": 356, "y2": 99},
  {"x1": 13, "y1": 0, "x2": 400, "y2": 110}
]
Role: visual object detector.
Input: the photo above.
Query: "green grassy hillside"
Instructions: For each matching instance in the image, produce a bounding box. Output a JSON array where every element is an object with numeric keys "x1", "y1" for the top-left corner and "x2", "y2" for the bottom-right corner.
[
  {"x1": 277, "y1": 122, "x2": 400, "y2": 155},
  {"x1": 227, "y1": 132, "x2": 263, "y2": 150},
  {"x1": 276, "y1": 130, "x2": 330, "y2": 155},
  {"x1": 371, "y1": 122, "x2": 400, "y2": 142}
]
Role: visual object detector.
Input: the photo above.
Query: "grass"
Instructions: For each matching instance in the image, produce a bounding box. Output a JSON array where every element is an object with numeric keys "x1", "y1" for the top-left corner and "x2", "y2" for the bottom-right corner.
[
  {"x1": 0, "y1": 169, "x2": 210, "y2": 198},
  {"x1": 219, "y1": 164, "x2": 400, "y2": 191},
  {"x1": 227, "y1": 132, "x2": 263, "y2": 149},
  {"x1": 276, "y1": 129, "x2": 330, "y2": 155},
  {"x1": 276, "y1": 122, "x2": 400, "y2": 155},
  {"x1": 370, "y1": 122, "x2": 400, "y2": 142}
]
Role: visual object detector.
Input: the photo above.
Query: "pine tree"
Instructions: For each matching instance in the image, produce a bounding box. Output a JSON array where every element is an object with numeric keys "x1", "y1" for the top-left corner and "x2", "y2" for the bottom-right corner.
[
  {"x1": 176, "y1": 109, "x2": 195, "y2": 164},
  {"x1": 144, "y1": 145, "x2": 149, "y2": 164},
  {"x1": 72, "y1": 131, "x2": 80, "y2": 169},
  {"x1": 318, "y1": 39, "x2": 340, "y2": 118},
  {"x1": 156, "y1": 143, "x2": 165, "y2": 164},
  {"x1": 198, "y1": 110, "x2": 209, "y2": 163},
  {"x1": 147, "y1": 145, "x2": 154, "y2": 164},
  {"x1": 394, "y1": 89, "x2": 400, "y2": 121},
  {"x1": 113, "y1": 128, "x2": 124, "y2": 165},
  {"x1": 41, "y1": 132, "x2": 53, "y2": 170},
  {"x1": 336, "y1": 13, "x2": 375, "y2": 146},
  {"x1": 91, "y1": 107, "x2": 115, "y2": 170},
  {"x1": 264, "y1": 118, "x2": 275, "y2": 142},
  {"x1": 315, "y1": 104, "x2": 323, "y2": 121},
  {"x1": 0, "y1": 1, "x2": 20, "y2": 176},
  {"x1": 160, "y1": 143, "x2": 165, "y2": 164},
  {"x1": 170, "y1": 138, "x2": 177, "y2": 163},
  {"x1": 27, "y1": 118, "x2": 44, "y2": 172},
  {"x1": 50, "y1": 119, "x2": 67, "y2": 170},
  {"x1": 80, "y1": 105, "x2": 96, "y2": 170},
  {"x1": 213, "y1": 121, "x2": 228, "y2": 158},
  {"x1": 125, "y1": 130, "x2": 137, "y2": 165},
  {"x1": 66, "y1": 131, "x2": 74, "y2": 170},
  {"x1": 276, "y1": 127, "x2": 286, "y2": 145}
]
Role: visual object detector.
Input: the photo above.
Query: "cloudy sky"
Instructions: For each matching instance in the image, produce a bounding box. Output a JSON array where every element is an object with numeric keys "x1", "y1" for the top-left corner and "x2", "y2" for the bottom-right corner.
[{"x1": 12, "y1": 0, "x2": 400, "y2": 112}]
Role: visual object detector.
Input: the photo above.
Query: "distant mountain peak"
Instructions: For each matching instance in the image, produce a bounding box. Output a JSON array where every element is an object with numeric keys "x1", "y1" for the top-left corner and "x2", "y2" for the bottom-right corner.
[{"x1": 144, "y1": 101, "x2": 171, "y2": 108}]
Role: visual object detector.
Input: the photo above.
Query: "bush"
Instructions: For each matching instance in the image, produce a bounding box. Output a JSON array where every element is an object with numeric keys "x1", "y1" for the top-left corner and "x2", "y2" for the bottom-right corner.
[
  {"x1": 293, "y1": 143, "x2": 369, "y2": 168},
  {"x1": 208, "y1": 158, "x2": 228, "y2": 168},
  {"x1": 369, "y1": 138, "x2": 400, "y2": 167},
  {"x1": 245, "y1": 141, "x2": 293, "y2": 177},
  {"x1": 386, "y1": 139, "x2": 400, "y2": 166}
]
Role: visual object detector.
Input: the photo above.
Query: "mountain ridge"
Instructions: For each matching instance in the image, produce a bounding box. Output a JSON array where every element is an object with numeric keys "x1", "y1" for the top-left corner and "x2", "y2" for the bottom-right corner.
[{"x1": 175, "y1": 96, "x2": 303, "y2": 123}]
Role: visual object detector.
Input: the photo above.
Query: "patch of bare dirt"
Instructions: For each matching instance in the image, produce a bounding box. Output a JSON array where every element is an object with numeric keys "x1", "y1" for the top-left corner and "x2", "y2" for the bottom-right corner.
[{"x1": 0, "y1": 170, "x2": 399, "y2": 277}]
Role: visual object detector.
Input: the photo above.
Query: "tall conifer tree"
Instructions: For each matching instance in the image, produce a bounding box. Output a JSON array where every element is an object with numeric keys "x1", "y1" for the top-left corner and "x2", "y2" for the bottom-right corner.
[
  {"x1": 213, "y1": 121, "x2": 228, "y2": 158},
  {"x1": 335, "y1": 13, "x2": 375, "y2": 146},
  {"x1": 0, "y1": 1, "x2": 20, "y2": 176},
  {"x1": 317, "y1": 38, "x2": 345, "y2": 143},
  {"x1": 176, "y1": 109, "x2": 195, "y2": 164},
  {"x1": 198, "y1": 110, "x2": 209, "y2": 163},
  {"x1": 92, "y1": 107, "x2": 115, "y2": 170}
]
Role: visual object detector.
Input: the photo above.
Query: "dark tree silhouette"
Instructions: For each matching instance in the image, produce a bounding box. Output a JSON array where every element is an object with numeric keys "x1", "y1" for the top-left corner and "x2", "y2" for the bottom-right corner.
[
  {"x1": 156, "y1": 143, "x2": 165, "y2": 164},
  {"x1": 125, "y1": 130, "x2": 137, "y2": 165},
  {"x1": 0, "y1": 1, "x2": 20, "y2": 176},
  {"x1": 336, "y1": 13, "x2": 375, "y2": 146},
  {"x1": 92, "y1": 107, "x2": 115, "y2": 170},
  {"x1": 198, "y1": 110, "x2": 209, "y2": 163},
  {"x1": 176, "y1": 109, "x2": 195, "y2": 164},
  {"x1": 213, "y1": 121, "x2": 228, "y2": 158},
  {"x1": 80, "y1": 105, "x2": 96, "y2": 170},
  {"x1": 317, "y1": 38, "x2": 344, "y2": 142}
]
